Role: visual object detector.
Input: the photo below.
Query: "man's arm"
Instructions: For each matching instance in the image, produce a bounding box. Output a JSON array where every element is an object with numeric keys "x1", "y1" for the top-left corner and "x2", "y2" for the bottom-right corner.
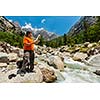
[
  {"x1": 34, "y1": 34, "x2": 41, "y2": 44},
  {"x1": 24, "y1": 42, "x2": 33, "y2": 46}
]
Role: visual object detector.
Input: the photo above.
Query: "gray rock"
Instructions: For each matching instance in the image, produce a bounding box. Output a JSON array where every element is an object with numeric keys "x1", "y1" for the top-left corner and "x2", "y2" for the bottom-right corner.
[
  {"x1": 47, "y1": 56, "x2": 64, "y2": 71},
  {"x1": 73, "y1": 52, "x2": 88, "y2": 61},
  {"x1": 0, "y1": 63, "x2": 7, "y2": 68},
  {"x1": 18, "y1": 49, "x2": 24, "y2": 57},
  {"x1": 40, "y1": 68, "x2": 57, "y2": 83},
  {"x1": 6, "y1": 67, "x2": 43, "y2": 83},
  {"x1": 8, "y1": 53, "x2": 18, "y2": 62},
  {"x1": 84, "y1": 42, "x2": 90, "y2": 47},
  {"x1": 0, "y1": 52, "x2": 8, "y2": 63},
  {"x1": 88, "y1": 43, "x2": 97, "y2": 48},
  {"x1": 0, "y1": 47, "x2": 4, "y2": 52}
]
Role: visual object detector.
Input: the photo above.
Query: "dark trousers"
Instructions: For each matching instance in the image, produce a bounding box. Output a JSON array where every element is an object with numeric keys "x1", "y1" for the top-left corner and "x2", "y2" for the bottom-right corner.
[{"x1": 24, "y1": 50, "x2": 34, "y2": 71}]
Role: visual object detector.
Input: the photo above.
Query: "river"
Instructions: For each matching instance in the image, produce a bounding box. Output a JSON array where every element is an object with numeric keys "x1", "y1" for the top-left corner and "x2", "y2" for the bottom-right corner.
[{"x1": 55, "y1": 56, "x2": 100, "y2": 83}]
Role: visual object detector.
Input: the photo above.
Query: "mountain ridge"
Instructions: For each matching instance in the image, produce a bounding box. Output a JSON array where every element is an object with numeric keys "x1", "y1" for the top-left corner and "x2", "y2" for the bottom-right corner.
[{"x1": 67, "y1": 16, "x2": 97, "y2": 36}]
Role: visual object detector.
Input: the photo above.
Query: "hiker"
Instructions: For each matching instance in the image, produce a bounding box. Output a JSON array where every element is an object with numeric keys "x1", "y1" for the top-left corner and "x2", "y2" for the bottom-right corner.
[{"x1": 20, "y1": 31, "x2": 40, "y2": 73}]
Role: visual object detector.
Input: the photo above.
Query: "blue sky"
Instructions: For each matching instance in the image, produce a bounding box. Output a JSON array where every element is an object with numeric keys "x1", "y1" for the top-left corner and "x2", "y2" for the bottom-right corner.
[{"x1": 5, "y1": 16, "x2": 81, "y2": 35}]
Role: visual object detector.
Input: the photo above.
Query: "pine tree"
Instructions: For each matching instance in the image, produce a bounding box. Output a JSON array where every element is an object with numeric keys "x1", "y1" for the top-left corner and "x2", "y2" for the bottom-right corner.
[
  {"x1": 38, "y1": 35, "x2": 44, "y2": 46},
  {"x1": 63, "y1": 33, "x2": 67, "y2": 45}
]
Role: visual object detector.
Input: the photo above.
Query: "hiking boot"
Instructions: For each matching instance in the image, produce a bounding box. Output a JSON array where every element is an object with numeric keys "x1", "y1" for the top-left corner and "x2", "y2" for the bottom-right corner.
[
  {"x1": 20, "y1": 72, "x2": 25, "y2": 77},
  {"x1": 25, "y1": 68, "x2": 30, "y2": 73},
  {"x1": 17, "y1": 69, "x2": 26, "y2": 76}
]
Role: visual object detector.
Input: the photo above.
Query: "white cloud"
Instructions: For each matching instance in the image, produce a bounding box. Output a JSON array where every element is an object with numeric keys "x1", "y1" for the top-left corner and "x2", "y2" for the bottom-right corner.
[
  {"x1": 33, "y1": 27, "x2": 44, "y2": 33},
  {"x1": 22, "y1": 22, "x2": 33, "y2": 30},
  {"x1": 9, "y1": 19, "x2": 13, "y2": 22},
  {"x1": 22, "y1": 22, "x2": 45, "y2": 35},
  {"x1": 22, "y1": 22, "x2": 44, "y2": 31},
  {"x1": 41, "y1": 19, "x2": 46, "y2": 24}
]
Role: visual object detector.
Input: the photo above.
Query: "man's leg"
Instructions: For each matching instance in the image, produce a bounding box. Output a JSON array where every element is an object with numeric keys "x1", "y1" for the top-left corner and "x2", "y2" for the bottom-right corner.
[
  {"x1": 29, "y1": 51, "x2": 34, "y2": 71},
  {"x1": 20, "y1": 51, "x2": 30, "y2": 73}
]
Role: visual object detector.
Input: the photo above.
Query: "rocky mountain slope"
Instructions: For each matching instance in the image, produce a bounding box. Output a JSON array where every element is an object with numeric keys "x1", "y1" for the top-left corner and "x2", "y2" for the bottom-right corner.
[
  {"x1": 68, "y1": 16, "x2": 97, "y2": 36},
  {"x1": 0, "y1": 16, "x2": 22, "y2": 34}
]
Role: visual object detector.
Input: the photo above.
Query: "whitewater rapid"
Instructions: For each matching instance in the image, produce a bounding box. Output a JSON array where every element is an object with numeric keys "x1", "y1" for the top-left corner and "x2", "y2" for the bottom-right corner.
[{"x1": 55, "y1": 56, "x2": 100, "y2": 83}]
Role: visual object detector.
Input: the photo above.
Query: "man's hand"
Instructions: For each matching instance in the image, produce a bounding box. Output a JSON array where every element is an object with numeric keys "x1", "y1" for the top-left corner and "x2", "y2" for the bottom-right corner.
[
  {"x1": 37, "y1": 34, "x2": 41, "y2": 39},
  {"x1": 35, "y1": 40, "x2": 40, "y2": 44}
]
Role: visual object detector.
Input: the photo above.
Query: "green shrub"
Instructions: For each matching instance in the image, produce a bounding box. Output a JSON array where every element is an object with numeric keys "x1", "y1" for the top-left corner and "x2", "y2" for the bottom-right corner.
[{"x1": 0, "y1": 31, "x2": 23, "y2": 48}]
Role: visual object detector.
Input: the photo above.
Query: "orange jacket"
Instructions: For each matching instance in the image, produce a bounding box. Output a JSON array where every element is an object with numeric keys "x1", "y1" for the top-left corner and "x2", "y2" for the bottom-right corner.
[{"x1": 23, "y1": 36, "x2": 34, "y2": 51}]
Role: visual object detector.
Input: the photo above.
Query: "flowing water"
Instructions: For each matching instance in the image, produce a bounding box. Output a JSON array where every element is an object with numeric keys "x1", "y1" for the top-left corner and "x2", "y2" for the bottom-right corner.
[{"x1": 55, "y1": 56, "x2": 100, "y2": 83}]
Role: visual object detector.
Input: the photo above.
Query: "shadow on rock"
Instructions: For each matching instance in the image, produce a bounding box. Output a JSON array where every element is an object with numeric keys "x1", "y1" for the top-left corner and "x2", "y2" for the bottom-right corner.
[{"x1": 8, "y1": 74, "x2": 17, "y2": 79}]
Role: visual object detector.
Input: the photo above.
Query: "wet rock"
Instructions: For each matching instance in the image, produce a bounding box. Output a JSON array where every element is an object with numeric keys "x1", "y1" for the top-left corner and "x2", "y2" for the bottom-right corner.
[{"x1": 55, "y1": 70, "x2": 65, "y2": 82}]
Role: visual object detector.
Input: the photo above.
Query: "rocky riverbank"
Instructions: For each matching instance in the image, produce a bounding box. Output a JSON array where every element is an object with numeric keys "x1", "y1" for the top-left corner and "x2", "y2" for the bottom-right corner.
[{"x1": 0, "y1": 41, "x2": 100, "y2": 83}]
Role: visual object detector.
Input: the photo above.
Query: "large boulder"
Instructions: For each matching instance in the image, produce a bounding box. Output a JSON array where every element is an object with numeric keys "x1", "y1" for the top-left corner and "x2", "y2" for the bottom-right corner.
[
  {"x1": 84, "y1": 42, "x2": 90, "y2": 47},
  {"x1": 87, "y1": 54, "x2": 100, "y2": 67},
  {"x1": 0, "y1": 52, "x2": 8, "y2": 63},
  {"x1": 62, "y1": 52, "x2": 71, "y2": 57},
  {"x1": 18, "y1": 49, "x2": 24, "y2": 57},
  {"x1": 6, "y1": 67, "x2": 43, "y2": 83},
  {"x1": 0, "y1": 47, "x2": 4, "y2": 52},
  {"x1": 47, "y1": 56, "x2": 64, "y2": 71},
  {"x1": 59, "y1": 46, "x2": 69, "y2": 52},
  {"x1": 87, "y1": 43, "x2": 97, "y2": 48},
  {"x1": 0, "y1": 63, "x2": 7, "y2": 68},
  {"x1": 40, "y1": 68, "x2": 57, "y2": 83},
  {"x1": 10, "y1": 46, "x2": 20, "y2": 54},
  {"x1": 7, "y1": 64, "x2": 17, "y2": 71},
  {"x1": 72, "y1": 52, "x2": 88, "y2": 61},
  {"x1": 38, "y1": 54, "x2": 47, "y2": 62},
  {"x1": 46, "y1": 47, "x2": 54, "y2": 53},
  {"x1": 79, "y1": 47, "x2": 89, "y2": 53},
  {"x1": 87, "y1": 48, "x2": 99, "y2": 56},
  {"x1": 0, "y1": 42, "x2": 8, "y2": 53},
  {"x1": 8, "y1": 53, "x2": 18, "y2": 62}
]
